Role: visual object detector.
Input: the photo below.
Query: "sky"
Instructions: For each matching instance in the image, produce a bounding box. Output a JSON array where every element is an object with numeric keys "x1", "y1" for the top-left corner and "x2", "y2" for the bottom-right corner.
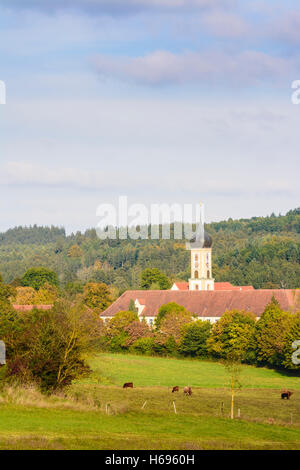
[{"x1": 0, "y1": 0, "x2": 299, "y2": 233}]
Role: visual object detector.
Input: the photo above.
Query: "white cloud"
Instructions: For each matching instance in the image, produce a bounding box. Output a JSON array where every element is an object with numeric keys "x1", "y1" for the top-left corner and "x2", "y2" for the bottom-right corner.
[
  {"x1": 1, "y1": 160, "x2": 295, "y2": 197},
  {"x1": 93, "y1": 49, "x2": 296, "y2": 86},
  {"x1": 270, "y1": 11, "x2": 300, "y2": 44},
  {"x1": 201, "y1": 10, "x2": 249, "y2": 38},
  {"x1": 1, "y1": 95, "x2": 299, "y2": 232}
]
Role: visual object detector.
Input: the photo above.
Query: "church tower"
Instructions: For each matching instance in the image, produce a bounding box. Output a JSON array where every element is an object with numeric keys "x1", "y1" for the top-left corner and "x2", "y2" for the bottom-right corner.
[{"x1": 186, "y1": 231, "x2": 215, "y2": 291}]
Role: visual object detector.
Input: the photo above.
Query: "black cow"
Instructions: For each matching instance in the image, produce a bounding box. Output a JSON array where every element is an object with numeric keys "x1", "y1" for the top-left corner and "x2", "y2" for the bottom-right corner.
[
  {"x1": 281, "y1": 390, "x2": 293, "y2": 400},
  {"x1": 123, "y1": 382, "x2": 133, "y2": 389}
]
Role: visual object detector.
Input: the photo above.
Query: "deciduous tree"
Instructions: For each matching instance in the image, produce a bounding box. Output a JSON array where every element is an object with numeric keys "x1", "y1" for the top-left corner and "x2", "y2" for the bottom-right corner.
[
  {"x1": 254, "y1": 297, "x2": 293, "y2": 367},
  {"x1": 124, "y1": 320, "x2": 152, "y2": 346},
  {"x1": 207, "y1": 310, "x2": 256, "y2": 361},
  {"x1": 21, "y1": 267, "x2": 59, "y2": 290},
  {"x1": 68, "y1": 244, "x2": 83, "y2": 258},
  {"x1": 140, "y1": 268, "x2": 171, "y2": 290},
  {"x1": 83, "y1": 282, "x2": 112, "y2": 311},
  {"x1": 3, "y1": 300, "x2": 103, "y2": 392},
  {"x1": 179, "y1": 320, "x2": 212, "y2": 357},
  {"x1": 155, "y1": 302, "x2": 187, "y2": 329},
  {"x1": 160, "y1": 309, "x2": 192, "y2": 343}
]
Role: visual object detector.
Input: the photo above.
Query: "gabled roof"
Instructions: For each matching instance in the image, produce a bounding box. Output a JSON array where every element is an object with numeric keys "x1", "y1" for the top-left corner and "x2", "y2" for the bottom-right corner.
[{"x1": 101, "y1": 289, "x2": 299, "y2": 318}]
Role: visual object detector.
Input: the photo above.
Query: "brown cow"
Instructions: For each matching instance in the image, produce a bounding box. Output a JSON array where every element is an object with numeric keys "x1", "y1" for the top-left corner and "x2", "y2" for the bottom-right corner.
[
  {"x1": 281, "y1": 390, "x2": 293, "y2": 400},
  {"x1": 123, "y1": 382, "x2": 133, "y2": 389},
  {"x1": 184, "y1": 386, "x2": 192, "y2": 396},
  {"x1": 172, "y1": 386, "x2": 179, "y2": 393}
]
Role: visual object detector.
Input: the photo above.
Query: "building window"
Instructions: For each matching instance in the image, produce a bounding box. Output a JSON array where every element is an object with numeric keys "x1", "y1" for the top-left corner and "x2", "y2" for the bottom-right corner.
[
  {"x1": 207, "y1": 270, "x2": 210, "y2": 278},
  {"x1": 195, "y1": 254, "x2": 198, "y2": 261},
  {"x1": 194, "y1": 270, "x2": 199, "y2": 279},
  {"x1": 195, "y1": 284, "x2": 199, "y2": 290}
]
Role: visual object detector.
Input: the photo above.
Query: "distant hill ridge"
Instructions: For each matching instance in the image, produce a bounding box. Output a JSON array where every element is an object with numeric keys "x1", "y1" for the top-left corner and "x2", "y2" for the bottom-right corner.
[
  {"x1": 0, "y1": 208, "x2": 299, "y2": 290},
  {"x1": 0, "y1": 208, "x2": 299, "y2": 245},
  {"x1": 0, "y1": 225, "x2": 66, "y2": 245}
]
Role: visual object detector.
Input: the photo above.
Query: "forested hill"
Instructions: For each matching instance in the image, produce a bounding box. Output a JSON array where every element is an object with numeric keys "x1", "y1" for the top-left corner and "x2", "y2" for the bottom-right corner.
[
  {"x1": 0, "y1": 226, "x2": 66, "y2": 245},
  {"x1": 0, "y1": 208, "x2": 299, "y2": 291}
]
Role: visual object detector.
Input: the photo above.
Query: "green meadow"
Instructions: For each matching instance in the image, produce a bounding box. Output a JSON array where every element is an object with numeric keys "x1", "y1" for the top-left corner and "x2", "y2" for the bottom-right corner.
[
  {"x1": 0, "y1": 353, "x2": 299, "y2": 450},
  {"x1": 84, "y1": 353, "x2": 300, "y2": 389}
]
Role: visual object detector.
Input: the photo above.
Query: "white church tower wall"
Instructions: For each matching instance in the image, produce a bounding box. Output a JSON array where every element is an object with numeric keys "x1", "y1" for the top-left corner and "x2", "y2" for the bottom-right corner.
[
  {"x1": 186, "y1": 205, "x2": 215, "y2": 291},
  {"x1": 188, "y1": 246, "x2": 215, "y2": 290}
]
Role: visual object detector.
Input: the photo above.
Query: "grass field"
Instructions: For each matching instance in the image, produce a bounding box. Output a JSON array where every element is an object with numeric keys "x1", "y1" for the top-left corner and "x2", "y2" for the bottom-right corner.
[
  {"x1": 0, "y1": 353, "x2": 299, "y2": 450},
  {"x1": 83, "y1": 353, "x2": 300, "y2": 389}
]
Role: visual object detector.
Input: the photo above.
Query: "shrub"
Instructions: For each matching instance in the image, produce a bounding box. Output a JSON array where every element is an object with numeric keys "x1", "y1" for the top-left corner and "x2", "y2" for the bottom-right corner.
[
  {"x1": 14, "y1": 286, "x2": 36, "y2": 305},
  {"x1": 179, "y1": 320, "x2": 212, "y2": 357},
  {"x1": 105, "y1": 311, "x2": 138, "y2": 339},
  {"x1": 108, "y1": 332, "x2": 129, "y2": 353},
  {"x1": 1, "y1": 301, "x2": 103, "y2": 392},
  {"x1": 152, "y1": 333, "x2": 178, "y2": 356},
  {"x1": 104, "y1": 310, "x2": 140, "y2": 353},
  {"x1": 124, "y1": 320, "x2": 152, "y2": 346},
  {"x1": 130, "y1": 337, "x2": 155, "y2": 355}
]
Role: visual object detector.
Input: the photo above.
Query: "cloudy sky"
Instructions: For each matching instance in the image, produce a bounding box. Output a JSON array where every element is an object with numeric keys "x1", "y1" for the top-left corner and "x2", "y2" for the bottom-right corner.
[{"x1": 0, "y1": 0, "x2": 299, "y2": 233}]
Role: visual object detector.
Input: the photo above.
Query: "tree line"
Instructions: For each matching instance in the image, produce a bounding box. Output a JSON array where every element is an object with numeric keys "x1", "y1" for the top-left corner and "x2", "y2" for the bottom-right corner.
[
  {"x1": 100, "y1": 298, "x2": 300, "y2": 373},
  {"x1": 0, "y1": 267, "x2": 299, "y2": 394},
  {"x1": 0, "y1": 208, "x2": 298, "y2": 292}
]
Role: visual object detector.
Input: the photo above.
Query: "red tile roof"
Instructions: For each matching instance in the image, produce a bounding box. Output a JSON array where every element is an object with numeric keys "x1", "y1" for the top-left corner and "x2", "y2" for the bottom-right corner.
[
  {"x1": 101, "y1": 289, "x2": 299, "y2": 318},
  {"x1": 214, "y1": 282, "x2": 254, "y2": 291},
  {"x1": 215, "y1": 282, "x2": 235, "y2": 290},
  {"x1": 172, "y1": 282, "x2": 189, "y2": 290},
  {"x1": 172, "y1": 281, "x2": 254, "y2": 291},
  {"x1": 13, "y1": 304, "x2": 53, "y2": 312}
]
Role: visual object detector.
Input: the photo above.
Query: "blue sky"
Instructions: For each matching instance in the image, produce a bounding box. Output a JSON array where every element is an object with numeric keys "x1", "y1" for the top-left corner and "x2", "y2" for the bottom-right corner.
[{"x1": 0, "y1": 0, "x2": 299, "y2": 233}]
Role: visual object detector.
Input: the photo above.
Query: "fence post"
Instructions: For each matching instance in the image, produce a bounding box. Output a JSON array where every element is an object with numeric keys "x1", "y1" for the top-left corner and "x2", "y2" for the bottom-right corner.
[{"x1": 173, "y1": 401, "x2": 177, "y2": 414}]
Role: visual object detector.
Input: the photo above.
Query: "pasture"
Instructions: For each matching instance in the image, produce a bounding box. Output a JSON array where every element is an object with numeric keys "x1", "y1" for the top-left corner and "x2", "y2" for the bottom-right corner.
[
  {"x1": 0, "y1": 353, "x2": 299, "y2": 450},
  {"x1": 83, "y1": 353, "x2": 300, "y2": 389}
]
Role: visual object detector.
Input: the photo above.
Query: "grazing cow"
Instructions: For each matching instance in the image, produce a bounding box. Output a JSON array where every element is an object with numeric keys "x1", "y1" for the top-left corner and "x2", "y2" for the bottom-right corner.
[
  {"x1": 184, "y1": 386, "x2": 192, "y2": 396},
  {"x1": 172, "y1": 386, "x2": 179, "y2": 393},
  {"x1": 123, "y1": 382, "x2": 133, "y2": 389},
  {"x1": 281, "y1": 390, "x2": 293, "y2": 400}
]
